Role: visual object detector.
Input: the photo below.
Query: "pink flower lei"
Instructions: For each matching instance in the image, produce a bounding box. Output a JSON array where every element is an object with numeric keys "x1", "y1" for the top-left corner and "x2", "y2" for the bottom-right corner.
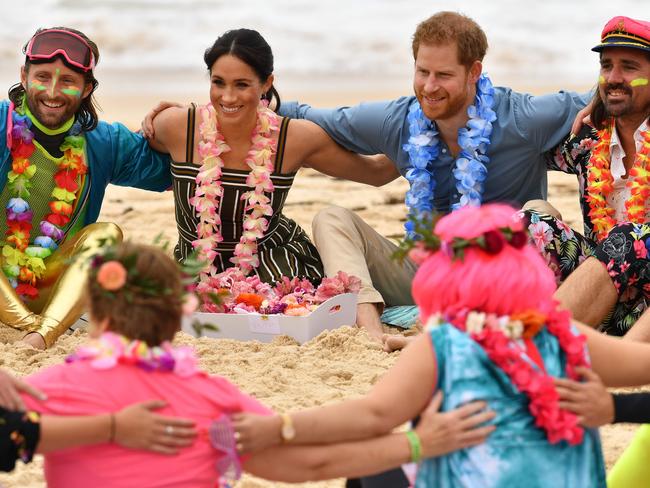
[
  {"x1": 190, "y1": 101, "x2": 279, "y2": 283},
  {"x1": 428, "y1": 305, "x2": 589, "y2": 445},
  {"x1": 66, "y1": 332, "x2": 199, "y2": 377}
]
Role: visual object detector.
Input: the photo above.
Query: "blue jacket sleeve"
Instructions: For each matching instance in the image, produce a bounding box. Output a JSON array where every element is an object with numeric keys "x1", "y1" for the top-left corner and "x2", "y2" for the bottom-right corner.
[
  {"x1": 87, "y1": 122, "x2": 172, "y2": 191},
  {"x1": 280, "y1": 100, "x2": 396, "y2": 156},
  {"x1": 512, "y1": 90, "x2": 591, "y2": 154}
]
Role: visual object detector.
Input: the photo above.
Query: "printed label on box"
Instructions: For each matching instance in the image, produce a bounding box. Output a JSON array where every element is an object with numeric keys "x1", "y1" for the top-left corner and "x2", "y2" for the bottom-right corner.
[{"x1": 249, "y1": 314, "x2": 281, "y2": 334}]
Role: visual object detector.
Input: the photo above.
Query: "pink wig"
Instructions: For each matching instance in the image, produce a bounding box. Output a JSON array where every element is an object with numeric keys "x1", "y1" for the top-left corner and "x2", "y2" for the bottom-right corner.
[{"x1": 412, "y1": 204, "x2": 558, "y2": 321}]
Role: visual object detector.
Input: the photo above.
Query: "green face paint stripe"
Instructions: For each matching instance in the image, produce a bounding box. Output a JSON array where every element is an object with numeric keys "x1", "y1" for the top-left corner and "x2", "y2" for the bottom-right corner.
[
  {"x1": 631, "y1": 78, "x2": 649, "y2": 87},
  {"x1": 61, "y1": 87, "x2": 81, "y2": 97},
  {"x1": 29, "y1": 80, "x2": 46, "y2": 91},
  {"x1": 599, "y1": 75, "x2": 606, "y2": 84},
  {"x1": 50, "y1": 68, "x2": 60, "y2": 97}
]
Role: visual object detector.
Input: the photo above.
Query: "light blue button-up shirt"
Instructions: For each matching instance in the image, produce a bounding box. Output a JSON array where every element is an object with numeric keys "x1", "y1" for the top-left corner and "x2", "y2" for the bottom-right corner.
[{"x1": 281, "y1": 87, "x2": 589, "y2": 213}]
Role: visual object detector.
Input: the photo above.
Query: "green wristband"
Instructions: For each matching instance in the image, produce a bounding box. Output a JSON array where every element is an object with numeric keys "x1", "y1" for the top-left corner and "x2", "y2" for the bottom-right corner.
[{"x1": 405, "y1": 429, "x2": 422, "y2": 463}]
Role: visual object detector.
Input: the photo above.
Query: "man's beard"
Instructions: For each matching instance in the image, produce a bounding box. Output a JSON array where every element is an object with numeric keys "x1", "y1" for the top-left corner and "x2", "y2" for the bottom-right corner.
[
  {"x1": 24, "y1": 92, "x2": 81, "y2": 129},
  {"x1": 602, "y1": 82, "x2": 635, "y2": 117}
]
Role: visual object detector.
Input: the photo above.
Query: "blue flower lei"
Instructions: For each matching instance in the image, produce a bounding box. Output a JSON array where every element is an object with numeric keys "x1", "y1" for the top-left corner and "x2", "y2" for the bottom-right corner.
[{"x1": 402, "y1": 74, "x2": 497, "y2": 236}]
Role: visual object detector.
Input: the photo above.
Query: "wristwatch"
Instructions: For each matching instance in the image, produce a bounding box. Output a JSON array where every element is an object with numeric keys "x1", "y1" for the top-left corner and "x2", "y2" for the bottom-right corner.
[{"x1": 280, "y1": 413, "x2": 295, "y2": 443}]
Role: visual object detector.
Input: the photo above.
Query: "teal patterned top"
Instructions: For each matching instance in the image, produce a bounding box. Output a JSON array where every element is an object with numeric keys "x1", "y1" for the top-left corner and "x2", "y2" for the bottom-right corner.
[{"x1": 416, "y1": 323, "x2": 606, "y2": 487}]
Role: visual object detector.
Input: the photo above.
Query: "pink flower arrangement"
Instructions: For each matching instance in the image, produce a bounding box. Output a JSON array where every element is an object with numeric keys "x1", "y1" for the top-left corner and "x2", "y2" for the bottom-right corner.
[
  {"x1": 96, "y1": 261, "x2": 128, "y2": 291},
  {"x1": 195, "y1": 268, "x2": 360, "y2": 315}
]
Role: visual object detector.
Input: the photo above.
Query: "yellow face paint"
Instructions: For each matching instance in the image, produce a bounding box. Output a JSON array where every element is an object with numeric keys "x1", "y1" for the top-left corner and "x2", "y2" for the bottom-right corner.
[
  {"x1": 61, "y1": 86, "x2": 81, "y2": 98},
  {"x1": 599, "y1": 75, "x2": 606, "y2": 84},
  {"x1": 49, "y1": 68, "x2": 60, "y2": 98},
  {"x1": 631, "y1": 78, "x2": 649, "y2": 87},
  {"x1": 29, "y1": 80, "x2": 46, "y2": 91}
]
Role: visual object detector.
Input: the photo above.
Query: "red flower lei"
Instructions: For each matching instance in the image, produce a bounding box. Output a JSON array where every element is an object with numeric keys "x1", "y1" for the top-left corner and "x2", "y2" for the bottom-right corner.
[
  {"x1": 436, "y1": 305, "x2": 589, "y2": 445},
  {"x1": 585, "y1": 120, "x2": 650, "y2": 241}
]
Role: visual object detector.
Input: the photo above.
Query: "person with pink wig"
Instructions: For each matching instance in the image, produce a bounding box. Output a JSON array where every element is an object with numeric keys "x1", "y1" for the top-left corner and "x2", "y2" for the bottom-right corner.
[{"x1": 233, "y1": 203, "x2": 650, "y2": 486}]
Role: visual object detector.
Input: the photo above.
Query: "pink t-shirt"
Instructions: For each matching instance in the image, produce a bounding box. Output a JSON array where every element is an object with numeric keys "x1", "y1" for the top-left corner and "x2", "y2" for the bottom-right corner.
[{"x1": 23, "y1": 361, "x2": 271, "y2": 488}]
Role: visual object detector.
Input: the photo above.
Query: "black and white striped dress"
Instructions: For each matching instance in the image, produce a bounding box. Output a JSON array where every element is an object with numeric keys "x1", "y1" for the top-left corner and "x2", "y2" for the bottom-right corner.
[{"x1": 171, "y1": 106, "x2": 324, "y2": 285}]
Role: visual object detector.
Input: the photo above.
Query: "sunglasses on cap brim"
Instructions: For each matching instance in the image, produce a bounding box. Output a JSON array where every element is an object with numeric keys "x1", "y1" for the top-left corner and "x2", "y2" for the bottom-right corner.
[{"x1": 25, "y1": 29, "x2": 95, "y2": 72}]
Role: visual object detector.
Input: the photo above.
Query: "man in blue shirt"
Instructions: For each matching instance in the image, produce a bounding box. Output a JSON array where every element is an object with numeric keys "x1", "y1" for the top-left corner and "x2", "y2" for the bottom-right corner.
[
  {"x1": 280, "y1": 11, "x2": 589, "y2": 342},
  {"x1": 0, "y1": 27, "x2": 171, "y2": 349}
]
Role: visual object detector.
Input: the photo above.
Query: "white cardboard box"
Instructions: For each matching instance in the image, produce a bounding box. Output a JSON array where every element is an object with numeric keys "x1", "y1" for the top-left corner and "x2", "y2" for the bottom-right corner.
[{"x1": 181, "y1": 293, "x2": 357, "y2": 344}]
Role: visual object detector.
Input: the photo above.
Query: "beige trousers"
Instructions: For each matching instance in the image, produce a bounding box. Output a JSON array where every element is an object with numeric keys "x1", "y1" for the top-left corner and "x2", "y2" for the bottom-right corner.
[{"x1": 312, "y1": 206, "x2": 417, "y2": 309}]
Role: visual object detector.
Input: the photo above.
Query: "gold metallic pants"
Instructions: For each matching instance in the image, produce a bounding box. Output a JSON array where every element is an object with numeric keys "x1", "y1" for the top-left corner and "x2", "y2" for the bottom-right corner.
[{"x1": 0, "y1": 222, "x2": 123, "y2": 348}]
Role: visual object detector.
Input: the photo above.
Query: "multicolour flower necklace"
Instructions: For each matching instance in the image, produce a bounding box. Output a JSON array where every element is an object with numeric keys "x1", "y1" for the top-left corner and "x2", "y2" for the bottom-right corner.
[
  {"x1": 190, "y1": 101, "x2": 279, "y2": 284},
  {"x1": 402, "y1": 74, "x2": 496, "y2": 236},
  {"x1": 428, "y1": 305, "x2": 589, "y2": 445},
  {"x1": 66, "y1": 331, "x2": 199, "y2": 376},
  {"x1": 3, "y1": 103, "x2": 86, "y2": 299},
  {"x1": 585, "y1": 119, "x2": 650, "y2": 241},
  {"x1": 68, "y1": 331, "x2": 238, "y2": 487}
]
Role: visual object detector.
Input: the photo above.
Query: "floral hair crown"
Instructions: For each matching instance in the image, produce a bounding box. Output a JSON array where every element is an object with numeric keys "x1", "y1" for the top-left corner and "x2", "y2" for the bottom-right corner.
[
  {"x1": 87, "y1": 237, "x2": 205, "y2": 300},
  {"x1": 395, "y1": 213, "x2": 528, "y2": 264},
  {"x1": 90, "y1": 248, "x2": 172, "y2": 300}
]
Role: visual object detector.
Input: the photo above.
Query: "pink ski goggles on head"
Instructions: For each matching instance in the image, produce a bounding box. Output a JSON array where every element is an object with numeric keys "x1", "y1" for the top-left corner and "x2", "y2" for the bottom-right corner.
[{"x1": 25, "y1": 29, "x2": 95, "y2": 72}]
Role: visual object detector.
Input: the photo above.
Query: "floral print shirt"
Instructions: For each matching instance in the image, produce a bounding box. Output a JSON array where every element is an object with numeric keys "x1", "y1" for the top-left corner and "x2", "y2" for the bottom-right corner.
[
  {"x1": 0, "y1": 408, "x2": 40, "y2": 472},
  {"x1": 545, "y1": 125, "x2": 601, "y2": 241}
]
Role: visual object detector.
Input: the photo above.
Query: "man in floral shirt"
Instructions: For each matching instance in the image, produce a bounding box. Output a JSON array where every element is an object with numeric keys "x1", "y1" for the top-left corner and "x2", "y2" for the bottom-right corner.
[{"x1": 525, "y1": 16, "x2": 650, "y2": 337}]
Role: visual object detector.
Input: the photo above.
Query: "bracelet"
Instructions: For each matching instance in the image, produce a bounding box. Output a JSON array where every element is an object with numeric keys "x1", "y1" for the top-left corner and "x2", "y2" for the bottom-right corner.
[
  {"x1": 109, "y1": 413, "x2": 116, "y2": 443},
  {"x1": 405, "y1": 429, "x2": 422, "y2": 463}
]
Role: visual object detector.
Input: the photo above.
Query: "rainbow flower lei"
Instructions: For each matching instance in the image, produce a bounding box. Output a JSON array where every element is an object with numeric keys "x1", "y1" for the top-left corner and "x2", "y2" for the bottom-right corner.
[
  {"x1": 586, "y1": 120, "x2": 650, "y2": 241},
  {"x1": 190, "y1": 101, "x2": 279, "y2": 283},
  {"x1": 3, "y1": 106, "x2": 87, "y2": 299},
  {"x1": 402, "y1": 74, "x2": 496, "y2": 236},
  {"x1": 429, "y1": 306, "x2": 588, "y2": 445},
  {"x1": 66, "y1": 331, "x2": 199, "y2": 377}
]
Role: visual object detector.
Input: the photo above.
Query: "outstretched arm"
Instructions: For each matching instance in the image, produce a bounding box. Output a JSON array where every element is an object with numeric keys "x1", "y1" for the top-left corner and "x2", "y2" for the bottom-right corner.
[
  {"x1": 244, "y1": 391, "x2": 495, "y2": 482},
  {"x1": 576, "y1": 322, "x2": 650, "y2": 387},
  {"x1": 288, "y1": 119, "x2": 399, "y2": 187},
  {"x1": 147, "y1": 106, "x2": 189, "y2": 157},
  {"x1": 234, "y1": 334, "x2": 436, "y2": 452},
  {"x1": 37, "y1": 400, "x2": 197, "y2": 454}
]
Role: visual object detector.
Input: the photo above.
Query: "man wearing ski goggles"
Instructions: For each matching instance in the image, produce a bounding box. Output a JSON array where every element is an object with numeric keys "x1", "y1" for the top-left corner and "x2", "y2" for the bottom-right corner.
[
  {"x1": 25, "y1": 28, "x2": 96, "y2": 72},
  {"x1": 0, "y1": 27, "x2": 172, "y2": 350}
]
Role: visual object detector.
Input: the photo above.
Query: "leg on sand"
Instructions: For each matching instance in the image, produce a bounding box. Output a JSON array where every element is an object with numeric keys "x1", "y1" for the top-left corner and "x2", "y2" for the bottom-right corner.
[
  {"x1": 22, "y1": 223, "x2": 123, "y2": 349},
  {"x1": 312, "y1": 206, "x2": 417, "y2": 342}
]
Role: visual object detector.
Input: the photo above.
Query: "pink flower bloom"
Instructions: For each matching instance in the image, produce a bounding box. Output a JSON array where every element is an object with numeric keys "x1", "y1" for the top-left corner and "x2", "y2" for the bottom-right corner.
[
  {"x1": 284, "y1": 305, "x2": 311, "y2": 316},
  {"x1": 172, "y1": 346, "x2": 199, "y2": 377},
  {"x1": 578, "y1": 138, "x2": 596, "y2": 151},
  {"x1": 529, "y1": 221, "x2": 554, "y2": 251},
  {"x1": 555, "y1": 220, "x2": 575, "y2": 240},
  {"x1": 634, "y1": 239, "x2": 648, "y2": 259},
  {"x1": 96, "y1": 260, "x2": 128, "y2": 291},
  {"x1": 315, "y1": 277, "x2": 345, "y2": 301}
]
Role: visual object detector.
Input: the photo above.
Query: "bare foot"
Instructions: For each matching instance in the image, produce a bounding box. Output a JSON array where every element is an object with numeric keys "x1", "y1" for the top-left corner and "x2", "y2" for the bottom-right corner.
[
  {"x1": 382, "y1": 334, "x2": 415, "y2": 352},
  {"x1": 21, "y1": 333, "x2": 46, "y2": 350},
  {"x1": 356, "y1": 303, "x2": 384, "y2": 342}
]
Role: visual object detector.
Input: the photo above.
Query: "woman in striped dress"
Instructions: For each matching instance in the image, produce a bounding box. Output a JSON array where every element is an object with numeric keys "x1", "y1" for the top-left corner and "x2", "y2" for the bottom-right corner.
[{"x1": 147, "y1": 29, "x2": 398, "y2": 285}]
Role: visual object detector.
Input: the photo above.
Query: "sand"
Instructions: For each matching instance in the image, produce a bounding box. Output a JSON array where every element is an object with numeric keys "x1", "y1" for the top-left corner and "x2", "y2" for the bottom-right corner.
[{"x1": 0, "y1": 89, "x2": 639, "y2": 487}]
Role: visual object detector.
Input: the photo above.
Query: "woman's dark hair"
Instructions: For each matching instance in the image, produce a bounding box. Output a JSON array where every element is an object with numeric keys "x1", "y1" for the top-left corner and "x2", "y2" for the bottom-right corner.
[
  {"x1": 204, "y1": 28, "x2": 281, "y2": 111},
  {"x1": 8, "y1": 26, "x2": 101, "y2": 132}
]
